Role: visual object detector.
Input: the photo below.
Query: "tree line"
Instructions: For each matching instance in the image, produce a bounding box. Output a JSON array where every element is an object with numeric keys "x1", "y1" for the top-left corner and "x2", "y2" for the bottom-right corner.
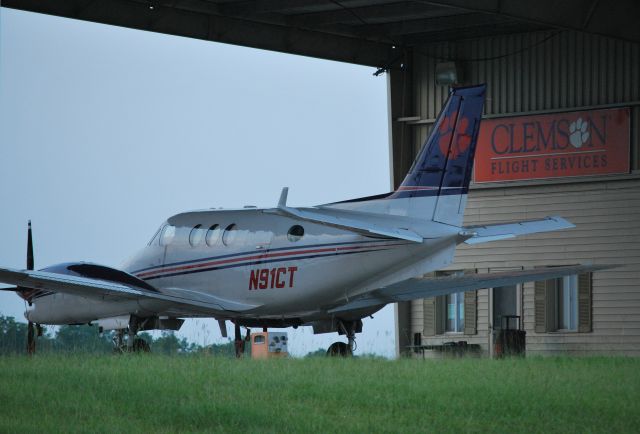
[{"x1": 0, "y1": 316, "x2": 235, "y2": 356}]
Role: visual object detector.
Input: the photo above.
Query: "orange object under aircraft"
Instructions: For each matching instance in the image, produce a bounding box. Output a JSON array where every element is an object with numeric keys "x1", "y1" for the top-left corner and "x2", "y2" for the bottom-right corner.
[{"x1": 251, "y1": 332, "x2": 288, "y2": 359}]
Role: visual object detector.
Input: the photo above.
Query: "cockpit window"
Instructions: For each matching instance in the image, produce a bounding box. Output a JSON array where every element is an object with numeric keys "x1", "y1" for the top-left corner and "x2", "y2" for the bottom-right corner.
[
  {"x1": 287, "y1": 225, "x2": 304, "y2": 242},
  {"x1": 222, "y1": 224, "x2": 238, "y2": 246},
  {"x1": 159, "y1": 225, "x2": 176, "y2": 246},
  {"x1": 148, "y1": 225, "x2": 164, "y2": 246},
  {"x1": 205, "y1": 224, "x2": 221, "y2": 247},
  {"x1": 189, "y1": 224, "x2": 205, "y2": 247}
]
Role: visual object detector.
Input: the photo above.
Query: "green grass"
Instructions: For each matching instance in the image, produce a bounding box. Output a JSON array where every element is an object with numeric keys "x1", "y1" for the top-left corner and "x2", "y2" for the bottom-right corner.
[{"x1": 1, "y1": 356, "x2": 639, "y2": 433}]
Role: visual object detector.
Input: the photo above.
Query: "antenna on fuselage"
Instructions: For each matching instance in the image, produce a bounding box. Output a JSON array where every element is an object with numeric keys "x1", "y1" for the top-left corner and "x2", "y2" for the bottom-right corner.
[{"x1": 278, "y1": 187, "x2": 289, "y2": 208}]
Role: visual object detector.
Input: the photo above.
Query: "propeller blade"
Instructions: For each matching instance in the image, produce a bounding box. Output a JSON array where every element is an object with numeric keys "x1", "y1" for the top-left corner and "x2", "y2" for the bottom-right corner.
[
  {"x1": 27, "y1": 220, "x2": 34, "y2": 271},
  {"x1": 16, "y1": 221, "x2": 36, "y2": 305}
]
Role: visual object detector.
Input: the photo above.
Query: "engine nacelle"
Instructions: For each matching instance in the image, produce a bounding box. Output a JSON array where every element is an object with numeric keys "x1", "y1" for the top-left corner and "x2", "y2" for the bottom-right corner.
[
  {"x1": 91, "y1": 315, "x2": 184, "y2": 332},
  {"x1": 41, "y1": 262, "x2": 157, "y2": 292}
]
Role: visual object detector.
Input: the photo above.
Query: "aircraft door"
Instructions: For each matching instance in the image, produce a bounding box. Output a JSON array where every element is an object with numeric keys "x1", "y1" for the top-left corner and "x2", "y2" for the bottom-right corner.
[
  {"x1": 157, "y1": 223, "x2": 183, "y2": 286},
  {"x1": 492, "y1": 285, "x2": 519, "y2": 330},
  {"x1": 243, "y1": 228, "x2": 274, "y2": 291}
]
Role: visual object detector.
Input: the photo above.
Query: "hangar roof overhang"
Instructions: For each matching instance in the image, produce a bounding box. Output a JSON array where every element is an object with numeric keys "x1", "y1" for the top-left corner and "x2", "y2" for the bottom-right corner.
[{"x1": 4, "y1": 0, "x2": 640, "y2": 69}]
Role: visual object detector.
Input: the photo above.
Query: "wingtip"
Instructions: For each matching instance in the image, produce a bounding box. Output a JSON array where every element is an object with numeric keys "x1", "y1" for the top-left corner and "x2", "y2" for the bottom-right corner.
[{"x1": 549, "y1": 216, "x2": 576, "y2": 229}]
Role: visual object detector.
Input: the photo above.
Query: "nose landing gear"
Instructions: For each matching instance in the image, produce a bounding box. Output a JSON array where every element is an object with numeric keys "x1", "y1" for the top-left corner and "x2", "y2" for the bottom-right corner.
[
  {"x1": 233, "y1": 322, "x2": 250, "y2": 358},
  {"x1": 327, "y1": 319, "x2": 361, "y2": 357}
]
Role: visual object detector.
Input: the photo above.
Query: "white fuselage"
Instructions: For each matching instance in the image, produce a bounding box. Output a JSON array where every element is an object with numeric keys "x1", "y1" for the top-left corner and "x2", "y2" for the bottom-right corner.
[
  {"x1": 26, "y1": 207, "x2": 460, "y2": 325},
  {"x1": 12, "y1": 84, "x2": 493, "y2": 335}
]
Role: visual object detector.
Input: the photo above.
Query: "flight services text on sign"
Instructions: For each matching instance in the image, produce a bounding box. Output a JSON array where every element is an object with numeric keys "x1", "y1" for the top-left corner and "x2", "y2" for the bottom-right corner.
[{"x1": 474, "y1": 107, "x2": 630, "y2": 183}]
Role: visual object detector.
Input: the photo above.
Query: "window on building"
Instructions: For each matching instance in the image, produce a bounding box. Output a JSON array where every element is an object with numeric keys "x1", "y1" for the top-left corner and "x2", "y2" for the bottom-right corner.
[
  {"x1": 535, "y1": 272, "x2": 592, "y2": 333},
  {"x1": 556, "y1": 275, "x2": 578, "y2": 331},
  {"x1": 445, "y1": 292, "x2": 465, "y2": 333},
  {"x1": 422, "y1": 270, "x2": 477, "y2": 337},
  {"x1": 493, "y1": 284, "x2": 519, "y2": 330}
]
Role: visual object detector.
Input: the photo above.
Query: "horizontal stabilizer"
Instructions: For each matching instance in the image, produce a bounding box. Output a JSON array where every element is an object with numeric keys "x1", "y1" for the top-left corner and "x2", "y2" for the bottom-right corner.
[
  {"x1": 462, "y1": 216, "x2": 574, "y2": 245},
  {"x1": 328, "y1": 264, "x2": 612, "y2": 313},
  {"x1": 267, "y1": 206, "x2": 424, "y2": 243},
  {"x1": 0, "y1": 266, "x2": 259, "y2": 314}
]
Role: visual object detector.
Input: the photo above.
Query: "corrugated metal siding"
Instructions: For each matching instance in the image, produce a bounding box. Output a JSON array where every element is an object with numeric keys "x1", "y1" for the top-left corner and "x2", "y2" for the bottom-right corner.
[
  {"x1": 413, "y1": 30, "x2": 640, "y2": 118},
  {"x1": 412, "y1": 178, "x2": 640, "y2": 356}
]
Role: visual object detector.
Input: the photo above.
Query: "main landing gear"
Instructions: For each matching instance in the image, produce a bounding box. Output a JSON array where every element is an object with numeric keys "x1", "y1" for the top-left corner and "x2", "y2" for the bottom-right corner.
[
  {"x1": 327, "y1": 320, "x2": 360, "y2": 357},
  {"x1": 233, "y1": 323, "x2": 250, "y2": 358},
  {"x1": 112, "y1": 316, "x2": 150, "y2": 353}
]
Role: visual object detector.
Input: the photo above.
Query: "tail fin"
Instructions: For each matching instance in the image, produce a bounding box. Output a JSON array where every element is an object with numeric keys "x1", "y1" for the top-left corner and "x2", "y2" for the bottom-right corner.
[{"x1": 389, "y1": 84, "x2": 486, "y2": 226}]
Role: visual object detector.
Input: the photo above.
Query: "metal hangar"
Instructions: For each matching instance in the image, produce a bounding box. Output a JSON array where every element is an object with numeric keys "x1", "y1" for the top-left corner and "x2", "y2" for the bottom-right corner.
[{"x1": 5, "y1": 0, "x2": 640, "y2": 357}]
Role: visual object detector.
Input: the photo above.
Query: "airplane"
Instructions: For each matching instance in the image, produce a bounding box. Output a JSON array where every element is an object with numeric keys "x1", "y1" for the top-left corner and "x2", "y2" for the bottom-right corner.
[{"x1": 0, "y1": 84, "x2": 607, "y2": 356}]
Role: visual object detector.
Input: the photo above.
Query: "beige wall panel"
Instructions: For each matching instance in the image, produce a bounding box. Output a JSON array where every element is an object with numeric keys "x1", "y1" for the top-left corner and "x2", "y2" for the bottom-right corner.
[{"x1": 412, "y1": 180, "x2": 640, "y2": 356}]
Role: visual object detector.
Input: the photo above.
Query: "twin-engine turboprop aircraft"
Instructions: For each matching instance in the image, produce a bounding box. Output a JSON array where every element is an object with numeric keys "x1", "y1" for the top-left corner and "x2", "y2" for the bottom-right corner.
[{"x1": 0, "y1": 84, "x2": 605, "y2": 355}]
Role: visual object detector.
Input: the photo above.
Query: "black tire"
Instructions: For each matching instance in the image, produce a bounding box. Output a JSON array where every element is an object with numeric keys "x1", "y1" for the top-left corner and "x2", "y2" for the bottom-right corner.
[
  {"x1": 326, "y1": 342, "x2": 352, "y2": 357},
  {"x1": 133, "y1": 337, "x2": 151, "y2": 353}
]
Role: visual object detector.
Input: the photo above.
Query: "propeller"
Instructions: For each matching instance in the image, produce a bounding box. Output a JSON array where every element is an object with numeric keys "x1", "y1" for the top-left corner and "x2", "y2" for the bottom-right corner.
[
  {"x1": 25, "y1": 221, "x2": 37, "y2": 355},
  {"x1": 0, "y1": 221, "x2": 39, "y2": 354},
  {"x1": 0, "y1": 221, "x2": 34, "y2": 296}
]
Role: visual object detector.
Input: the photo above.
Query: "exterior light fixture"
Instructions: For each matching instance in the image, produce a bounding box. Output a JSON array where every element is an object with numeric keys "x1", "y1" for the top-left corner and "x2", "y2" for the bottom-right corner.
[{"x1": 435, "y1": 61, "x2": 462, "y2": 86}]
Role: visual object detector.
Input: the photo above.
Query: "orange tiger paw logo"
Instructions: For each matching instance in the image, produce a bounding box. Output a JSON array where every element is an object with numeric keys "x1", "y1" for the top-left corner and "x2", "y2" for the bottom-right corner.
[{"x1": 438, "y1": 115, "x2": 472, "y2": 159}]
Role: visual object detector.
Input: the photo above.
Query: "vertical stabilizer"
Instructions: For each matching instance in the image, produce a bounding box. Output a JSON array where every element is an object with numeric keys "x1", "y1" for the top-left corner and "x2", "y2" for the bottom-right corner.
[{"x1": 389, "y1": 84, "x2": 486, "y2": 226}]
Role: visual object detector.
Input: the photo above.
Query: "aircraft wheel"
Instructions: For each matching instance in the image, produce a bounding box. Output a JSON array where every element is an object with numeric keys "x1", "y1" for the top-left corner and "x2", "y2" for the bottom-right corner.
[
  {"x1": 326, "y1": 342, "x2": 352, "y2": 357},
  {"x1": 133, "y1": 337, "x2": 151, "y2": 353}
]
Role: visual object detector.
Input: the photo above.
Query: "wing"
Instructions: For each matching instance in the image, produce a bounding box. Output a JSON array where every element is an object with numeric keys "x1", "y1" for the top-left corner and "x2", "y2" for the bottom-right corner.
[
  {"x1": 328, "y1": 264, "x2": 611, "y2": 313},
  {"x1": 462, "y1": 216, "x2": 574, "y2": 244},
  {"x1": 0, "y1": 266, "x2": 258, "y2": 314}
]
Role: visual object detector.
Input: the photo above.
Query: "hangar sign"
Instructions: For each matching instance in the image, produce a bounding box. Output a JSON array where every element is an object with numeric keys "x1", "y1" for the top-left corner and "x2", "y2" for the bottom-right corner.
[{"x1": 474, "y1": 108, "x2": 630, "y2": 182}]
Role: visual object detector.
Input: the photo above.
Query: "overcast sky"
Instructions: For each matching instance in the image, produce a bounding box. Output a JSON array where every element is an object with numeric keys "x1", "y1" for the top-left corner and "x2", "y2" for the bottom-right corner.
[{"x1": 0, "y1": 8, "x2": 395, "y2": 356}]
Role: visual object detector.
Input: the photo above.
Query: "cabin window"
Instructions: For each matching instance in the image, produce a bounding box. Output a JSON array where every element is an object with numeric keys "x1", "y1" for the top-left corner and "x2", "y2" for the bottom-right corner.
[
  {"x1": 189, "y1": 224, "x2": 205, "y2": 247},
  {"x1": 287, "y1": 225, "x2": 304, "y2": 242},
  {"x1": 159, "y1": 225, "x2": 176, "y2": 246},
  {"x1": 555, "y1": 276, "x2": 579, "y2": 331},
  {"x1": 205, "y1": 224, "x2": 221, "y2": 247},
  {"x1": 445, "y1": 292, "x2": 465, "y2": 333},
  {"x1": 222, "y1": 224, "x2": 238, "y2": 246}
]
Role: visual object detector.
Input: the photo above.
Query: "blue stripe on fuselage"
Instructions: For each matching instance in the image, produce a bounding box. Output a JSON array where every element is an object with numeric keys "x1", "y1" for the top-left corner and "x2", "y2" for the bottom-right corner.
[
  {"x1": 140, "y1": 247, "x2": 392, "y2": 281},
  {"x1": 130, "y1": 239, "x2": 403, "y2": 275}
]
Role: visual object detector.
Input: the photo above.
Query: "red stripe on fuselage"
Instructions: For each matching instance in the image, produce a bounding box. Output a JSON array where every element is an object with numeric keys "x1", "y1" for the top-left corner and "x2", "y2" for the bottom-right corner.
[{"x1": 136, "y1": 242, "x2": 405, "y2": 279}]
